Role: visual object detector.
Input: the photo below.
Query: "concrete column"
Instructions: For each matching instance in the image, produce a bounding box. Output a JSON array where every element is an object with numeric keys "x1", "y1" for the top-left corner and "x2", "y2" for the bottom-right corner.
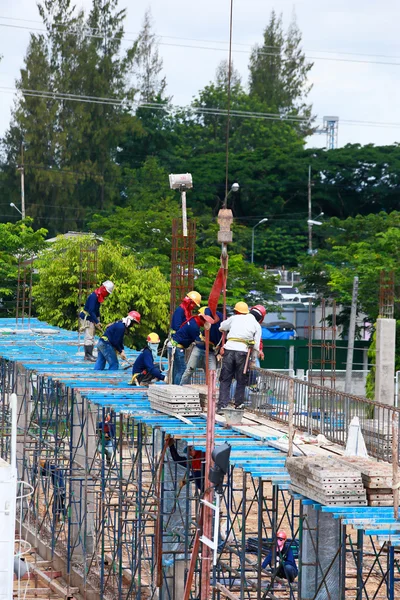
[
  {"x1": 15, "y1": 364, "x2": 29, "y2": 482},
  {"x1": 375, "y1": 318, "x2": 396, "y2": 406},
  {"x1": 70, "y1": 393, "x2": 96, "y2": 558},
  {"x1": 301, "y1": 505, "x2": 341, "y2": 600}
]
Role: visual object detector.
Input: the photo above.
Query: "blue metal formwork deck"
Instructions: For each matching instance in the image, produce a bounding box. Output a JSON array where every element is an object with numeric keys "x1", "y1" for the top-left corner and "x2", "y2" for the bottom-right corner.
[{"x1": 1, "y1": 318, "x2": 399, "y2": 544}]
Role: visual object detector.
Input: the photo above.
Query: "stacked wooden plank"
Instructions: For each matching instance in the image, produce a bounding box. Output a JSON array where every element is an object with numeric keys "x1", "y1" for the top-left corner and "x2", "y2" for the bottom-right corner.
[
  {"x1": 148, "y1": 384, "x2": 202, "y2": 417},
  {"x1": 338, "y1": 456, "x2": 393, "y2": 506},
  {"x1": 286, "y1": 456, "x2": 367, "y2": 506}
]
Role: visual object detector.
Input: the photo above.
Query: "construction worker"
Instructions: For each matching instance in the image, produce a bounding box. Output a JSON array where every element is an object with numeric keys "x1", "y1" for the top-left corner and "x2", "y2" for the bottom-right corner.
[
  {"x1": 250, "y1": 304, "x2": 266, "y2": 367},
  {"x1": 217, "y1": 301, "x2": 261, "y2": 412},
  {"x1": 167, "y1": 436, "x2": 205, "y2": 493},
  {"x1": 262, "y1": 530, "x2": 298, "y2": 584},
  {"x1": 171, "y1": 312, "x2": 213, "y2": 384},
  {"x1": 79, "y1": 280, "x2": 115, "y2": 362},
  {"x1": 94, "y1": 310, "x2": 141, "y2": 371},
  {"x1": 170, "y1": 291, "x2": 202, "y2": 334},
  {"x1": 180, "y1": 306, "x2": 223, "y2": 385},
  {"x1": 97, "y1": 413, "x2": 116, "y2": 466},
  {"x1": 39, "y1": 460, "x2": 66, "y2": 521},
  {"x1": 168, "y1": 290, "x2": 201, "y2": 383},
  {"x1": 130, "y1": 333, "x2": 166, "y2": 385}
]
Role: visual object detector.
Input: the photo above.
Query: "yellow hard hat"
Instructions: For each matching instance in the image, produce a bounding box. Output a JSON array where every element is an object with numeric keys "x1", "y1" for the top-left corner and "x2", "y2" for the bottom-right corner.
[
  {"x1": 186, "y1": 291, "x2": 201, "y2": 307},
  {"x1": 198, "y1": 306, "x2": 207, "y2": 315},
  {"x1": 234, "y1": 301, "x2": 249, "y2": 314},
  {"x1": 147, "y1": 332, "x2": 160, "y2": 344}
]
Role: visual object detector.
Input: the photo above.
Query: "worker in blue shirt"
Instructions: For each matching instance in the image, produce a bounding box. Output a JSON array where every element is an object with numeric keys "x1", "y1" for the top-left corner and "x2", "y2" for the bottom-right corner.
[
  {"x1": 130, "y1": 333, "x2": 165, "y2": 386},
  {"x1": 79, "y1": 280, "x2": 114, "y2": 362},
  {"x1": 170, "y1": 291, "x2": 202, "y2": 334},
  {"x1": 262, "y1": 530, "x2": 298, "y2": 584},
  {"x1": 171, "y1": 312, "x2": 213, "y2": 384},
  {"x1": 181, "y1": 307, "x2": 223, "y2": 384},
  {"x1": 94, "y1": 310, "x2": 141, "y2": 370}
]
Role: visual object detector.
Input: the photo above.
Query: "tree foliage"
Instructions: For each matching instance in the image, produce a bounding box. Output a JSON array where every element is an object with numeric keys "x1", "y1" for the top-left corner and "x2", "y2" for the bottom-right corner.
[
  {"x1": 32, "y1": 237, "x2": 170, "y2": 346},
  {"x1": 0, "y1": 219, "x2": 47, "y2": 315},
  {"x1": 249, "y1": 10, "x2": 313, "y2": 126}
]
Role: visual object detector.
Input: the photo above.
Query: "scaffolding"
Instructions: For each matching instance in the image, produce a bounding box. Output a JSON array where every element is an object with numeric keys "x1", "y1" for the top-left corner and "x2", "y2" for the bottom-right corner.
[
  {"x1": 15, "y1": 257, "x2": 33, "y2": 328},
  {"x1": 170, "y1": 218, "x2": 196, "y2": 317},
  {"x1": 307, "y1": 299, "x2": 337, "y2": 389},
  {"x1": 1, "y1": 319, "x2": 400, "y2": 599}
]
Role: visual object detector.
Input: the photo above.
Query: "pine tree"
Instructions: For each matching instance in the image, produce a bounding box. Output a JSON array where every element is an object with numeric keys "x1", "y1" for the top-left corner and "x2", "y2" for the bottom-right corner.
[
  {"x1": 134, "y1": 9, "x2": 167, "y2": 102},
  {"x1": 1, "y1": 0, "x2": 139, "y2": 233},
  {"x1": 249, "y1": 10, "x2": 313, "y2": 122}
]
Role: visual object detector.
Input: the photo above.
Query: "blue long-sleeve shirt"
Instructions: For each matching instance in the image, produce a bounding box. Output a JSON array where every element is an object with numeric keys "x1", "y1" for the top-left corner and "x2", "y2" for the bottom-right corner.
[
  {"x1": 196, "y1": 309, "x2": 223, "y2": 349},
  {"x1": 80, "y1": 291, "x2": 101, "y2": 324},
  {"x1": 102, "y1": 321, "x2": 126, "y2": 353},
  {"x1": 131, "y1": 347, "x2": 165, "y2": 381},
  {"x1": 172, "y1": 320, "x2": 200, "y2": 349},
  {"x1": 262, "y1": 543, "x2": 297, "y2": 573},
  {"x1": 170, "y1": 305, "x2": 188, "y2": 333}
]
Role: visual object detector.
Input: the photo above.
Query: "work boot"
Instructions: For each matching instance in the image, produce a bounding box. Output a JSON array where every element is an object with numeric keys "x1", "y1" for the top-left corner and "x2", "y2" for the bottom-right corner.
[{"x1": 84, "y1": 345, "x2": 96, "y2": 362}]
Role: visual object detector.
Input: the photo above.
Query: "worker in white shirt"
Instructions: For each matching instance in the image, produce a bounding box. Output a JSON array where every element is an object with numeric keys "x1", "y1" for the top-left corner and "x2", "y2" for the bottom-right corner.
[{"x1": 217, "y1": 302, "x2": 262, "y2": 413}]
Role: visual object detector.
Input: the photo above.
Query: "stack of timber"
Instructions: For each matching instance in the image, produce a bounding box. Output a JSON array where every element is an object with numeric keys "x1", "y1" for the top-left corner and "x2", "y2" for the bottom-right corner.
[
  {"x1": 148, "y1": 384, "x2": 202, "y2": 417},
  {"x1": 286, "y1": 456, "x2": 367, "y2": 506},
  {"x1": 338, "y1": 456, "x2": 393, "y2": 506}
]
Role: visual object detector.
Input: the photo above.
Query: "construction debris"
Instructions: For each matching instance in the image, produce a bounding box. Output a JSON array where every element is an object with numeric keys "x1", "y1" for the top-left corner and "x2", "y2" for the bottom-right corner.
[
  {"x1": 148, "y1": 384, "x2": 202, "y2": 417},
  {"x1": 287, "y1": 456, "x2": 368, "y2": 506}
]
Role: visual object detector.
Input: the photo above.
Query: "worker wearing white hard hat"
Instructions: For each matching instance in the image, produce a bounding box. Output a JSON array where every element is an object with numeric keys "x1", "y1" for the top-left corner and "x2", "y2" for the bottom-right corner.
[{"x1": 79, "y1": 280, "x2": 115, "y2": 362}]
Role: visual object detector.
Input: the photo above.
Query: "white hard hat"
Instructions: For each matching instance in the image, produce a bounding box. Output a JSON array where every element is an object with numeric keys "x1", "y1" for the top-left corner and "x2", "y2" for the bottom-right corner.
[{"x1": 102, "y1": 280, "x2": 115, "y2": 294}]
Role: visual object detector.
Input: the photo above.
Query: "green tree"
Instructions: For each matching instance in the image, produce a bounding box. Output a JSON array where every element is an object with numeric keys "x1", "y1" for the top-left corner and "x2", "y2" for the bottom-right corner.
[
  {"x1": 32, "y1": 236, "x2": 170, "y2": 346},
  {"x1": 134, "y1": 9, "x2": 167, "y2": 102},
  {"x1": 2, "y1": 0, "x2": 140, "y2": 234},
  {"x1": 0, "y1": 219, "x2": 47, "y2": 316},
  {"x1": 249, "y1": 10, "x2": 313, "y2": 126}
]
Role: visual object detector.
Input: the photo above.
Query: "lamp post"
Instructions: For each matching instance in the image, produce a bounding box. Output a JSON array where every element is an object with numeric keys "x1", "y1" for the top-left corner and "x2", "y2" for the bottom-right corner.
[
  {"x1": 251, "y1": 218, "x2": 268, "y2": 264},
  {"x1": 307, "y1": 216, "x2": 323, "y2": 255},
  {"x1": 10, "y1": 202, "x2": 23, "y2": 217}
]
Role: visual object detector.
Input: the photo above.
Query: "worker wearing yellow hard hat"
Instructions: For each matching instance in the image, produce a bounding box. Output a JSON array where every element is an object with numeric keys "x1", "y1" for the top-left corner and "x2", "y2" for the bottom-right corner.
[
  {"x1": 217, "y1": 300, "x2": 262, "y2": 413},
  {"x1": 130, "y1": 332, "x2": 166, "y2": 386},
  {"x1": 180, "y1": 305, "x2": 223, "y2": 385},
  {"x1": 168, "y1": 290, "x2": 202, "y2": 384}
]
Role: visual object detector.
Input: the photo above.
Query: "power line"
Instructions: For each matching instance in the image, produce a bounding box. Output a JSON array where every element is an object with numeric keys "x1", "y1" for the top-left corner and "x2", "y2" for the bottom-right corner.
[
  {"x1": 1, "y1": 86, "x2": 400, "y2": 129},
  {"x1": 1, "y1": 20, "x2": 400, "y2": 67}
]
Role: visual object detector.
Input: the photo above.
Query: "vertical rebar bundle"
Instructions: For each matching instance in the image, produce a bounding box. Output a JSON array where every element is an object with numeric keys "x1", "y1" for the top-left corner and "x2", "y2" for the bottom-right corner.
[
  {"x1": 308, "y1": 299, "x2": 337, "y2": 389},
  {"x1": 379, "y1": 270, "x2": 395, "y2": 319},
  {"x1": 170, "y1": 218, "x2": 196, "y2": 317}
]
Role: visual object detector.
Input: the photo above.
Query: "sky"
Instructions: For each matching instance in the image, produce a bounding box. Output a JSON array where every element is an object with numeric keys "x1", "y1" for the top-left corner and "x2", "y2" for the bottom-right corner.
[{"x1": 0, "y1": 0, "x2": 399, "y2": 148}]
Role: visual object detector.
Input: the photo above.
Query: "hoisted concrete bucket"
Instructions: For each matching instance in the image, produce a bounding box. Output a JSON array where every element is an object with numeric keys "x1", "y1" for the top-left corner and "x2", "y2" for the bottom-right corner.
[{"x1": 222, "y1": 407, "x2": 245, "y2": 426}]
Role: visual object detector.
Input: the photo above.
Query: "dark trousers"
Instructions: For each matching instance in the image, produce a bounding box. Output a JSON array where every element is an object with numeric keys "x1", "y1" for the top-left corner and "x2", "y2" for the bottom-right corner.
[
  {"x1": 218, "y1": 349, "x2": 249, "y2": 409},
  {"x1": 276, "y1": 564, "x2": 297, "y2": 583}
]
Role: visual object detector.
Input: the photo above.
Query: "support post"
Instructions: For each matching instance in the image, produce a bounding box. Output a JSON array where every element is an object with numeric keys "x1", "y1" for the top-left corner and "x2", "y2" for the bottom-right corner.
[
  {"x1": 181, "y1": 189, "x2": 187, "y2": 237},
  {"x1": 288, "y1": 378, "x2": 295, "y2": 458},
  {"x1": 393, "y1": 412, "x2": 399, "y2": 520},
  {"x1": 308, "y1": 165, "x2": 312, "y2": 254},
  {"x1": 344, "y1": 276, "x2": 359, "y2": 394},
  {"x1": 375, "y1": 317, "x2": 396, "y2": 405}
]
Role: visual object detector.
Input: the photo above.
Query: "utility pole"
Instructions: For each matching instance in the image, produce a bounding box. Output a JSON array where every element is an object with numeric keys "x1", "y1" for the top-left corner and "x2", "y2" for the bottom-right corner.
[
  {"x1": 344, "y1": 276, "x2": 359, "y2": 394},
  {"x1": 308, "y1": 165, "x2": 312, "y2": 254},
  {"x1": 18, "y1": 143, "x2": 25, "y2": 219}
]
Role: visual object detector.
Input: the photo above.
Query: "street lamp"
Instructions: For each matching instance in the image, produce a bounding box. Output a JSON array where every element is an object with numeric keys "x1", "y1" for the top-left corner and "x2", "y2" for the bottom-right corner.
[
  {"x1": 251, "y1": 218, "x2": 268, "y2": 264},
  {"x1": 10, "y1": 202, "x2": 22, "y2": 216},
  {"x1": 307, "y1": 217, "x2": 323, "y2": 254}
]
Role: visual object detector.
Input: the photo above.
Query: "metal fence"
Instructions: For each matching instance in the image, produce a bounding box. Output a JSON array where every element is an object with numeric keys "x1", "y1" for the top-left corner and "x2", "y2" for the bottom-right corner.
[{"x1": 248, "y1": 368, "x2": 399, "y2": 462}]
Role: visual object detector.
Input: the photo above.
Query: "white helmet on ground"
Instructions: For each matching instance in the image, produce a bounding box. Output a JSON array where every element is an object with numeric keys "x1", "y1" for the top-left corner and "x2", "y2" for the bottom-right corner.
[{"x1": 102, "y1": 280, "x2": 115, "y2": 294}]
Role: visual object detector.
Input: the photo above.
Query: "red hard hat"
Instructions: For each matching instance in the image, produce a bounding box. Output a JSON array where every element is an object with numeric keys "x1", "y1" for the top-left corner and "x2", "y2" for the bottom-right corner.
[
  {"x1": 128, "y1": 310, "x2": 141, "y2": 324},
  {"x1": 252, "y1": 304, "x2": 266, "y2": 319},
  {"x1": 277, "y1": 530, "x2": 287, "y2": 540}
]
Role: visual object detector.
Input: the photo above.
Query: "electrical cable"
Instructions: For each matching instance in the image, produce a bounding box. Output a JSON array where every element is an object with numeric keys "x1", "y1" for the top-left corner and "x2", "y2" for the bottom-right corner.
[{"x1": 1, "y1": 19, "x2": 400, "y2": 66}]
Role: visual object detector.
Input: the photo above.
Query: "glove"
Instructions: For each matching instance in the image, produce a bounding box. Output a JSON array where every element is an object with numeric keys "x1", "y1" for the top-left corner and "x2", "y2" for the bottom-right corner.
[
  {"x1": 120, "y1": 352, "x2": 127, "y2": 362},
  {"x1": 95, "y1": 322, "x2": 102, "y2": 330}
]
